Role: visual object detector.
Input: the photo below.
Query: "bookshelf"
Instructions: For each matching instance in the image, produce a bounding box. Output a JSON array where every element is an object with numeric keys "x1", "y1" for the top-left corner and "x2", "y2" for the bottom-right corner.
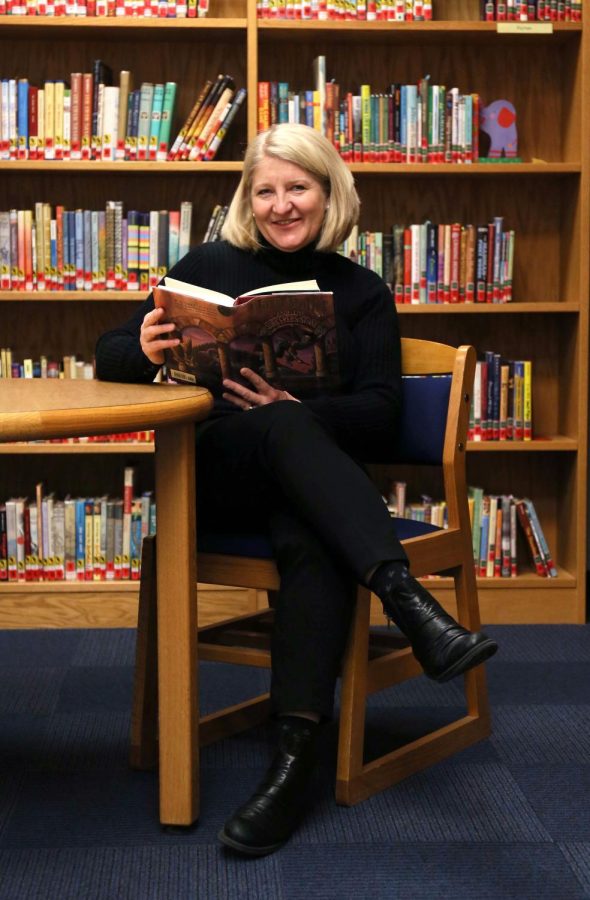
[{"x1": 0, "y1": 0, "x2": 587, "y2": 626}]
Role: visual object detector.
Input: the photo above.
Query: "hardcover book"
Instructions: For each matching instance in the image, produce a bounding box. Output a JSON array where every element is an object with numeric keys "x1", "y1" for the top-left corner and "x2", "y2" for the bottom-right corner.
[{"x1": 153, "y1": 276, "x2": 339, "y2": 396}]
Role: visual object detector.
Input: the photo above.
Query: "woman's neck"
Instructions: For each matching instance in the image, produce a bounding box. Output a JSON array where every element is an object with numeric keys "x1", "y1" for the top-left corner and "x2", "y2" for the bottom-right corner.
[{"x1": 257, "y1": 236, "x2": 322, "y2": 279}]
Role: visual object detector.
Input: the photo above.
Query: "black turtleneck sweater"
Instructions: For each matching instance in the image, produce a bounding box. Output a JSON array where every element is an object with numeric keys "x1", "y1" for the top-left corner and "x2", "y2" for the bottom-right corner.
[{"x1": 95, "y1": 239, "x2": 402, "y2": 462}]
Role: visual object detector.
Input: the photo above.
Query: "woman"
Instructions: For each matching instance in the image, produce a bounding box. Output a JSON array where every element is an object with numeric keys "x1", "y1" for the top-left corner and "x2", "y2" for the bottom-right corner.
[{"x1": 96, "y1": 123, "x2": 497, "y2": 857}]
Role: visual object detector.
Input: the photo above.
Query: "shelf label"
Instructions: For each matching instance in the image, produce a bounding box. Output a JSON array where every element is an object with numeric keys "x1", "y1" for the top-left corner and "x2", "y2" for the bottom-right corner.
[{"x1": 497, "y1": 22, "x2": 554, "y2": 34}]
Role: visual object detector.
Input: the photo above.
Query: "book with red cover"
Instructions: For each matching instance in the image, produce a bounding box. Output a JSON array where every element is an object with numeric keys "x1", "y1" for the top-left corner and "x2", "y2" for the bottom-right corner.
[{"x1": 154, "y1": 276, "x2": 339, "y2": 397}]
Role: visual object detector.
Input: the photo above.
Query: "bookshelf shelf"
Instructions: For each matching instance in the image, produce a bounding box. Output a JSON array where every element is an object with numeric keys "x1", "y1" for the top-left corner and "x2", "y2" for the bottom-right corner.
[
  {"x1": 0, "y1": 443, "x2": 154, "y2": 455},
  {"x1": 0, "y1": 161, "x2": 244, "y2": 172},
  {"x1": 0, "y1": 17, "x2": 249, "y2": 37},
  {"x1": 429, "y1": 569, "x2": 575, "y2": 589},
  {"x1": 0, "y1": 580, "x2": 140, "y2": 593},
  {"x1": 466, "y1": 438, "x2": 578, "y2": 452},
  {"x1": 397, "y1": 303, "x2": 580, "y2": 314},
  {"x1": 1, "y1": 2, "x2": 586, "y2": 626},
  {"x1": 0, "y1": 291, "x2": 148, "y2": 301},
  {"x1": 347, "y1": 163, "x2": 581, "y2": 175}
]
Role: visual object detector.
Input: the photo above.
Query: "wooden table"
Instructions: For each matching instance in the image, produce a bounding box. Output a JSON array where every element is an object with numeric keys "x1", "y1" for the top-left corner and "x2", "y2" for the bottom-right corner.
[{"x1": 0, "y1": 379, "x2": 213, "y2": 826}]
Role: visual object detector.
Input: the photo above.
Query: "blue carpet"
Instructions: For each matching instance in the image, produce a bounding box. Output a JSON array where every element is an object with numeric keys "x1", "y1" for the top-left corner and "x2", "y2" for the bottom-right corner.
[{"x1": 0, "y1": 625, "x2": 589, "y2": 899}]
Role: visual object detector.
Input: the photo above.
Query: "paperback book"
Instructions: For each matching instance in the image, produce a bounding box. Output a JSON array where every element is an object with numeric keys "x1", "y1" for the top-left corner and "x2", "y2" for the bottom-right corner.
[{"x1": 153, "y1": 276, "x2": 339, "y2": 396}]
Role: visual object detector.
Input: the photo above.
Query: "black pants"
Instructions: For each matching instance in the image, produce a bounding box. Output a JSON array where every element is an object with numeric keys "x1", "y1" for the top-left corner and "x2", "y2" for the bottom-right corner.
[{"x1": 196, "y1": 402, "x2": 407, "y2": 719}]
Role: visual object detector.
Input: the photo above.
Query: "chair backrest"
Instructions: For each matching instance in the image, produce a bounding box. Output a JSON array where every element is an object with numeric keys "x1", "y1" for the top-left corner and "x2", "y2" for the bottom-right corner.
[
  {"x1": 395, "y1": 338, "x2": 476, "y2": 531},
  {"x1": 394, "y1": 338, "x2": 474, "y2": 465},
  {"x1": 394, "y1": 374, "x2": 452, "y2": 465}
]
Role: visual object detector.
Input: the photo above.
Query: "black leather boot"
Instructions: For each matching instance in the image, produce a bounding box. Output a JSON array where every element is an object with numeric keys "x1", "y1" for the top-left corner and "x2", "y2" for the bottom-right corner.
[
  {"x1": 380, "y1": 570, "x2": 498, "y2": 682},
  {"x1": 218, "y1": 717, "x2": 319, "y2": 856}
]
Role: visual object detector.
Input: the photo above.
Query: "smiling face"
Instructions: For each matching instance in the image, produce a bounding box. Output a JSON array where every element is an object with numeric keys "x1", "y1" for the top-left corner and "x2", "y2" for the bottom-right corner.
[{"x1": 250, "y1": 156, "x2": 329, "y2": 253}]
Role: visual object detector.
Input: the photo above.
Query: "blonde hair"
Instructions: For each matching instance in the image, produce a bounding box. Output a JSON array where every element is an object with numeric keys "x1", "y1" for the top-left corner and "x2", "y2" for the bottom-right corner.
[{"x1": 221, "y1": 123, "x2": 360, "y2": 253}]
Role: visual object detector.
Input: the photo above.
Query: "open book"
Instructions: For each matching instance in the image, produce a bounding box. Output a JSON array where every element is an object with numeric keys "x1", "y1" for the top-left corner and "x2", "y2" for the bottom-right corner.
[{"x1": 153, "y1": 276, "x2": 339, "y2": 396}]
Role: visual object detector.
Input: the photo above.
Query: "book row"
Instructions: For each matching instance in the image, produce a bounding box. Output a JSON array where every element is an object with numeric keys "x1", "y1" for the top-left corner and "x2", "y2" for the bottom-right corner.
[
  {"x1": 0, "y1": 69, "x2": 245, "y2": 163},
  {"x1": 469, "y1": 489, "x2": 557, "y2": 578},
  {"x1": 258, "y1": 72, "x2": 487, "y2": 164},
  {"x1": 0, "y1": 350, "x2": 95, "y2": 380},
  {"x1": 203, "y1": 204, "x2": 229, "y2": 244},
  {"x1": 0, "y1": 201, "x2": 192, "y2": 291},
  {"x1": 469, "y1": 355, "x2": 533, "y2": 442},
  {"x1": 0, "y1": 470, "x2": 154, "y2": 583},
  {"x1": 384, "y1": 480, "x2": 556, "y2": 578},
  {"x1": 385, "y1": 480, "x2": 448, "y2": 527},
  {"x1": 2, "y1": 0, "x2": 209, "y2": 14},
  {"x1": 481, "y1": 0, "x2": 582, "y2": 20},
  {"x1": 167, "y1": 75, "x2": 246, "y2": 162},
  {"x1": 339, "y1": 219, "x2": 514, "y2": 304},
  {"x1": 256, "y1": 0, "x2": 433, "y2": 18}
]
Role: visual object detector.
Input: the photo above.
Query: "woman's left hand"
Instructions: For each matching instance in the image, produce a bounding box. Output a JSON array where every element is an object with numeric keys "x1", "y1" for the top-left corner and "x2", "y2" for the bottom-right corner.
[{"x1": 222, "y1": 368, "x2": 299, "y2": 411}]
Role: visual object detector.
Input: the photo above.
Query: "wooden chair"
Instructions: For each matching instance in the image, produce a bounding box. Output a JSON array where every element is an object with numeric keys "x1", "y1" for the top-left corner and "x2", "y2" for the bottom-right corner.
[{"x1": 131, "y1": 337, "x2": 491, "y2": 817}]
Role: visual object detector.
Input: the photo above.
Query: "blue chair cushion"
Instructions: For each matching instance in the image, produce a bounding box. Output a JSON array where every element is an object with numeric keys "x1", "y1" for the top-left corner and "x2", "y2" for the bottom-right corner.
[
  {"x1": 394, "y1": 375, "x2": 451, "y2": 465},
  {"x1": 198, "y1": 518, "x2": 442, "y2": 560},
  {"x1": 391, "y1": 517, "x2": 442, "y2": 540}
]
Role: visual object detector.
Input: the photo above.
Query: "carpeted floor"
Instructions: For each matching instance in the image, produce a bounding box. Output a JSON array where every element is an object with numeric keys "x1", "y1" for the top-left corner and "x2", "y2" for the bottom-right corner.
[{"x1": 0, "y1": 625, "x2": 589, "y2": 900}]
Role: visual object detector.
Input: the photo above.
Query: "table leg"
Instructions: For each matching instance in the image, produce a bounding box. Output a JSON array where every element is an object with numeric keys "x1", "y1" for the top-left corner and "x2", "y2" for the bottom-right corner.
[{"x1": 154, "y1": 421, "x2": 199, "y2": 825}]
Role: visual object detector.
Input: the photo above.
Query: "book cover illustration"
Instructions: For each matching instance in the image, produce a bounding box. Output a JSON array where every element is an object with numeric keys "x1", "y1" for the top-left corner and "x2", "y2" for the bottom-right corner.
[{"x1": 154, "y1": 278, "x2": 340, "y2": 397}]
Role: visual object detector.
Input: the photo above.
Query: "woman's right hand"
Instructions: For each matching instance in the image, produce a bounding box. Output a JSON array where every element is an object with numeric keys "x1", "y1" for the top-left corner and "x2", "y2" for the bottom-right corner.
[{"x1": 140, "y1": 307, "x2": 180, "y2": 366}]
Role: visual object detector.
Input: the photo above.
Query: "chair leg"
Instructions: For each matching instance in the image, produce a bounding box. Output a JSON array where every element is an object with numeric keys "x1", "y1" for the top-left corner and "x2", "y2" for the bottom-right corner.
[
  {"x1": 130, "y1": 535, "x2": 159, "y2": 770},
  {"x1": 335, "y1": 584, "x2": 372, "y2": 805},
  {"x1": 453, "y1": 558, "x2": 492, "y2": 727}
]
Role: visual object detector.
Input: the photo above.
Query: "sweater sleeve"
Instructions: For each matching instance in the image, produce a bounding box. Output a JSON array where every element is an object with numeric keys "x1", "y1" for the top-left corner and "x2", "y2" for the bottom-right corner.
[
  {"x1": 94, "y1": 249, "x2": 204, "y2": 383},
  {"x1": 303, "y1": 276, "x2": 402, "y2": 457}
]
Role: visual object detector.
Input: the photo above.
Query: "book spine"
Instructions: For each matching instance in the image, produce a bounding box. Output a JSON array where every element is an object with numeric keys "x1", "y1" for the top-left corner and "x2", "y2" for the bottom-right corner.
[
  {"x1": 52, "y1": 500, "x2": 65, "y2": 581},
  {"x1": 137, "y1": 82, "x2": 154, "y2": 161},
  {"x1": 138, "y1": 212, "x2": 150, "y2": 291},
  {"x1": 157, "y1": 81, "x2": 177, "y2": 160},
  {"x1": 81, "y1": 73, "x2": 93, "y2": 160},
  {"x1": 122, "y1": 467, "x2": 135, "y2": 580},
  {"x1": 54, "y1": 80, "x2": 64, "y2": 160},
  {"x1": 167, "y1": 209, "x2": 181, "y2": 266},
  {"x1": 178, "y1": 201, "x2": 192, "y2": 261},
  {"x1": 64, "y1": 498, "x2": 76, "y2": 581},
  {"x1": 44, "y1": 80, "x2": 55, "y2": 160},
  {"x1": 148, "y1": 82, "x2": 164, "y2": 161},
  {"x1": 70, "y1": 72, "x2": 82, "y2": 160},
  {"x1": 478, "y1": 495, "x2": 490, "y2": 577},
  {"x1": 486, "y1": 494, "x2": 498, "y2": 577},
  {"x1": 524, "y1": 498, "x2": 557, "y2": 577},
  {"x1": 17, "y1": 78, "x2": 28, "y2": 160},
  {"x1": 168, "y1": 79, "x2": 211, "y2": 160},
  {"x1": 83, "y1": 209, "x2": 92, "y2": 290},
  {"x1": 63, "y1": 88, "x2": 71, "y2": 161},
  {"x1": 101, "y1": 85, "x2": 119, "y2": 161},
  {"x1": 116, "y1": 70, "x2": 131, "y2": 160},
  {"x1": 105, "y1": 500, "x2": 116, "y2": 581},
  {"x1": 515, "y1": 498, "x2": 547, "y2": 576},
  {"x1": 149, "y1": 209, "x2": 159, "y2": 287},
  {"x1": 523, "y1": 359, "x2": 532, "y2": 440},
  {"x1": 126, "y1": 210, "x2": 140, "y2": 290}
]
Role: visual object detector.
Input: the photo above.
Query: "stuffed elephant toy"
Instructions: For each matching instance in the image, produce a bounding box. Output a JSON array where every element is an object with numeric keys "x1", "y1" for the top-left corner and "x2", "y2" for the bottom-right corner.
[{"x1": 480, "y1": 100, "x2": 518, "y2": 159}]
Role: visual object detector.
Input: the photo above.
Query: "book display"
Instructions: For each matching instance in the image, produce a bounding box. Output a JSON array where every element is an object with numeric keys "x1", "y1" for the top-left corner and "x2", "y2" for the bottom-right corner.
[{"x1": 0, "y1": 1, "x2": 587, "y2": 627}]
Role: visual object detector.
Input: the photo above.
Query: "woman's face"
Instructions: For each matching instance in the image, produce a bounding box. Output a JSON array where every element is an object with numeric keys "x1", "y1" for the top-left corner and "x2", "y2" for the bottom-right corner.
[{"x1": 250, "y1": 156, "x2": 328, "y2": 253}]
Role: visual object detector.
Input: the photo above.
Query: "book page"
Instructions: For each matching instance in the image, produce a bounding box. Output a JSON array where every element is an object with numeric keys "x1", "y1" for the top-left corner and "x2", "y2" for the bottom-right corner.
[
  {"x1": 240, "y1": 279, "x2": 319, "y2": 299},
  {"x1": 161, "y1": 277, "x2": 320, "y2": 306},
  {"x1": 162, "y1": 277, "x2": 235, "y2": 306}
]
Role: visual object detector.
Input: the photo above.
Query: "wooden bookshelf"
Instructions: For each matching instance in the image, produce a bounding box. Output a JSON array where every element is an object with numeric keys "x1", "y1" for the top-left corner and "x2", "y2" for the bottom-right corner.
[{"x1": 0, "y1": 0, "x2": 587, "y2": 626}]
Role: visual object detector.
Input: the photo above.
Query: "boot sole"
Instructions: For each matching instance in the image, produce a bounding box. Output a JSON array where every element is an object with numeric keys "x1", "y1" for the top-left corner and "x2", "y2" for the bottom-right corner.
[
  {"x1": 218, "y1": 827, "x2": 286, "y2": 857},
  {"x1": 425, "y1": 638, "x2": 498, "y2": 683}
]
